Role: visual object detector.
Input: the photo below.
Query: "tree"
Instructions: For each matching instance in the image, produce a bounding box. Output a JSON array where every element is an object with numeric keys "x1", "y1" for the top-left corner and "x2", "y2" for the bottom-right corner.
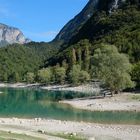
[
  {"x1": 14, "y1": 72, "x2": 20, "y2": 82},
  {"x1": 82, "y1": 41, "x2": 90, "y2": 71},
  {"x1": 72, "y1": 48, "x2": 77, "y2": 65},
  {"x1": 69, "y1": 65, "x2": 81, "y2": 85},
  {"x1": 77, "y1": 48, "x2": 82, "y2": 66},
  {"x1": 25, "y1": 72, "x2": 35, "y2": 83},
  {"x1": 91, "y1": 44, "x2": 135, "y2": 95},
  {"x1": 79, "y1": 70, "x2": 90, "y2": 83},
  {"x1": 38, "y1": 68, "x2": 52, "y2": 84},
  {"x1": 131, "y1": 62, "x2": 140, "y2": 86},
  {"x1": 2, "y1": 73, "x2": 8, "y2": 82},
  {"x1": 8, "y1": 72, "x2": 20, "y2": 82},
  {"x1": 54, "y1": 66, "x2": 66, "y2": 84},
  {"x1": 69, "y1": 65, "x2": 90, "y2": 85}
]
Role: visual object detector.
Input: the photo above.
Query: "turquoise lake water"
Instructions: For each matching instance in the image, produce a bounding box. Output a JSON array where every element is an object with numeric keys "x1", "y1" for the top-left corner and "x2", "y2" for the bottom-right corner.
[{"x1": 0, "y1": 87, "x2": 139, "y2": 124}]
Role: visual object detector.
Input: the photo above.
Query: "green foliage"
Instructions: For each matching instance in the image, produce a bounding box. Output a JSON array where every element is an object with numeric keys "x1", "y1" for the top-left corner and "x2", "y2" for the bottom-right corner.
[
  {"x1": 131, "y1": 62, "x2": 140, "y2": 86},
  {"x1": 25, "y1": 72, "x2": 35, "y2": 83},
  {"x1": 69, "y1": 65, "x2": 90, "y2": 85},
  {"x1": 70, "y1": 4, "x2": 140, "y2": 63},
  {"x1": 54, "y1": 66, "x2": 66, "y2": 84},
  {"x1": 38, "y1": 68, "x2": 52, "y2": 84},
  {"x1": 92, "y1": 44, "x2": 135, "y2": 93},
  {"x1": 0, "y1": 44, "x2": 41, "y2": 82},
  {"x1": 49, "y1": 2, "x2": 140, "y2": 87},
  {"x1": 0, "y1": 1, "x2": 139, "y2": 90},
  {"x1": 27, "y1": 42, "x2": 58, "y2": 62},
  {"x1": 49, "y1": 39, "x2": 91, "y2": 70},
  {"x1": 69, "y1": 65, "x2": 81, "y2": 85},
  {"x1": 0, "y1": 42, "x2": 58, "y2": 83},
  {"x1": 79, "y1": 70, "x2": 90, "y2": 83}
]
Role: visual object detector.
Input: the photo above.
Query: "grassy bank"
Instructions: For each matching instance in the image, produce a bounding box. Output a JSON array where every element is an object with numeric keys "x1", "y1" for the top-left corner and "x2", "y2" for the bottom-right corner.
[{"x1": 0, "y1": 131, "x2": 44, "y2": 140}]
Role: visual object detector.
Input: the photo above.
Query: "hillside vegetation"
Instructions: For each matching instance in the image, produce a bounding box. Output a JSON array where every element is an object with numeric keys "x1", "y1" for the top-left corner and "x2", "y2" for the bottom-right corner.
[
  {"x1": 0, "y1": 43, "x2": 57, "y2": 82},
  {"x1": 0, "y1": 0, "x2": 139, "y2": 89},
  {"x1": 49, "y1": 1, "x2": 140, "y2": 86}
]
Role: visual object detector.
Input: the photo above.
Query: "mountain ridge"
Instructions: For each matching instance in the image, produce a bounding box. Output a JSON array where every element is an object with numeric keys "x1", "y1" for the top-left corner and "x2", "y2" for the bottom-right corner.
[
  {"x1": 53, "y1": 0, "x2": 128, "y2": 45},
  {"x1": 53, "y1": 0, "x2": 99, "y2": 43},
  {"x1": 0, "y1": 23, "x2": 31, "y2": 47}
]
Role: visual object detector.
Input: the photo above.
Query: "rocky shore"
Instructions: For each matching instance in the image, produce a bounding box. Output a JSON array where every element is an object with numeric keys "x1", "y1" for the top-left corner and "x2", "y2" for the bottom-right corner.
[
  {"x1": 61, "y1": 93, "x2": 140, "y2": 112},
  {"x1": 0, "y1": 83, "x2": 140, "y2": 140},
  {"x1": 0, "y1": 118, "x2": 140, "y2": 140},
  {"x1": 0, "y1": 83, "x2": 100, "y2": 94}
]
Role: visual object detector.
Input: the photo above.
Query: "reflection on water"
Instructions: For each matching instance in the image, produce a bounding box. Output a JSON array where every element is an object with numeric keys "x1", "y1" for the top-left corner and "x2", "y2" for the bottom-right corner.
[{"x1": 0, "y1": 87, "x2": 139, "y2": 124}]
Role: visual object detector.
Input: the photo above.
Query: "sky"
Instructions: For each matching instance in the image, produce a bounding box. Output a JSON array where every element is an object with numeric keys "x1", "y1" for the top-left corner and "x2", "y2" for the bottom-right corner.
[{"x1": 0, "y1": 0, "x2": 88, "y2": 42}]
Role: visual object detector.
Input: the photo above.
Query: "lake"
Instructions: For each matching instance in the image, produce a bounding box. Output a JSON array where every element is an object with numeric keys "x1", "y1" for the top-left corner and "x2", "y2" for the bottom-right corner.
[{"x1": 0, "y1": 87, "x2": 139, "y2": 124}]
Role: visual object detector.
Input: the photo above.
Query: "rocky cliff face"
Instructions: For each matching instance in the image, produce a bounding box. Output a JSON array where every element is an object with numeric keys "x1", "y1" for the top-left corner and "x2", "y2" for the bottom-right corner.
[
  {"x1": 0, "y1": 23, "x2": 31, "y2": 47},
  {"x1": 53, "y1": 0, "x2": 126, "y2": 44}
]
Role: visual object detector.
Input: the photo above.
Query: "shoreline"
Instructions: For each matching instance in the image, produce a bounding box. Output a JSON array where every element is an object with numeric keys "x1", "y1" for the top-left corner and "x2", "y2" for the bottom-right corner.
[
  {"x1": 0, "y1": 83, "x2": 140, "y2": 139},
  {"x1": 0, "y1": 83, "x2": 140, "y2": 112},
  {"x1": 0, "y1": 117, "x2": 140, "y2": 140},
  {"x1": 0, "y1": 83, "x2": 41, "y2": 88},
  {"x1": 60, "y1": 93, "x2": 140, "y2": 112},
  {"x1": 0, "y1": 82, "x2": 100, "y2": 94}
]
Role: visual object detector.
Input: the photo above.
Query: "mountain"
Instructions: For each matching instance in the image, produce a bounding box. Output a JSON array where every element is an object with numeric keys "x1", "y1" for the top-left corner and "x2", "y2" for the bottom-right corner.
[
  {"x1": 53, "y1": 0, "x2": 127, "y2": 44},
  {"x1": 0, "y1": 0, "x2": 140, "y2": 84},
  {"x1": 69, "y1": 0, "x2": 140, "y2": 48},
  {"x1": 53, "y1": 0, "x2": 99, "y2": 43},
  {"x1": 0, "y1": 23, "x2": 31, "y2": 47},
  {"x1": 46, "y1": 0, "x2": 140, "y2": 86},
  {"x1": 48, "y1": 0, "x2": 140, "y2": 65}
]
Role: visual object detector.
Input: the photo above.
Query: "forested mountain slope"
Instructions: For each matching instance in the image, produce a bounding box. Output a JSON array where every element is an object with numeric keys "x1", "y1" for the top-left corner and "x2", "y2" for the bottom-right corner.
[
  {"x1": 47, "y1": 1, "x2": 140, "y2": 85},
  {"x1": 53, "y1": 0, "x2": 98, "y2": 43},
  {"x1": 0, "y1": 42, "x2": 57, "y2": 82}
]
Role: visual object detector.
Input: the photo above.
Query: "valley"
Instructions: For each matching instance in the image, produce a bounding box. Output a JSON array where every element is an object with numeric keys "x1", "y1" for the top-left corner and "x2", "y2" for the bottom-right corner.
[{"x1": 0, "y1": 0, "x2": 140, "y2": 139}]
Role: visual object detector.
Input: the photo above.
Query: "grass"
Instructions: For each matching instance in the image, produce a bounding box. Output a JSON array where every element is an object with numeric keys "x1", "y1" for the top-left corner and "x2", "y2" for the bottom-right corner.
[
  {"x1": 0, "y1": 131, "x2": 44, "y2": 140},
  {"x1": 128, "y1": 94, "x2": 140, "y2": 101},
  {"x1": 52, "y1": 133, "x2": 86, "y2": 140},
  {"x1": 38, "y1": 130, "x2": 86, "y2": 140},
  {"x1": 131, "y1": 94, "x2": 140, "y2": 101}
]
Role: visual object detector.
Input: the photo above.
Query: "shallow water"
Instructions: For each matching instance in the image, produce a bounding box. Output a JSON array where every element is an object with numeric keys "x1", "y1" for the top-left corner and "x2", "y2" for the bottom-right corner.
[{"x1": 0, "y1": 87, "x2": 139, "y2": 124}]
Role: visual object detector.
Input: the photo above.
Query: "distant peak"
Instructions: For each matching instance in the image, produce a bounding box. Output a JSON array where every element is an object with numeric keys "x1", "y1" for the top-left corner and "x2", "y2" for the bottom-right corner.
[{"x1": 0, "y1": 23, "x2": 31, "y2": 47}]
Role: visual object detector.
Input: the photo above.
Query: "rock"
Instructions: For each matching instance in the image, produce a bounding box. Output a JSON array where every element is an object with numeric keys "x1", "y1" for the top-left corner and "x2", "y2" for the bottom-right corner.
[
  {"x1": 73, "y1": 132, "x2": 77, "y2": 136},
  {"x1": 0, "y1": 23, "x2": 31, "y2": 47},
  {"x1": 88, "y1": 137, "x2": 95, "y2": 140},
  {"x1": 64, "y1": 132, "x2": 69, "y2": 135},
  {"x1": 58, "y1": 120, "x2": 62, "y2": 124},
  {"x1": 37, "y1": 130, "x2": 45, "y2": 134},
  {"x1": 1, "y1": 120, "x2": 5, "y2": 123}
]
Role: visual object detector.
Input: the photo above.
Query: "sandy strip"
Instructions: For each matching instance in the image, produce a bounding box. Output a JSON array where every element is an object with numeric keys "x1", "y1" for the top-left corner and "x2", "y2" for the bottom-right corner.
[
  {"x1": 0, "y1": 83, "x2": 100, "y2": 94},
  {"x1": 61, "y1": 93, "x2": 140, "y2": 112},
  {"x1": 41, "y1": 84, "x2": 100, "y2": 94},
  {"x1": 0, "y1": 83, "x2": 40, "y2": 88},
  {"x1": 0, "y1": 118, "x2": 140, "y2": 140}
]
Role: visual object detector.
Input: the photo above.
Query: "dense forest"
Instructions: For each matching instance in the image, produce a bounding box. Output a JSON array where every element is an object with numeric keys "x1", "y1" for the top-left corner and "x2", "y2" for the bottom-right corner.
[
  {"x1": 0, "y1": 0, "x2": 140, "y2": 91},
  {"x1": 0, "y1": 42, "x2": 57, "y2": 82}
]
